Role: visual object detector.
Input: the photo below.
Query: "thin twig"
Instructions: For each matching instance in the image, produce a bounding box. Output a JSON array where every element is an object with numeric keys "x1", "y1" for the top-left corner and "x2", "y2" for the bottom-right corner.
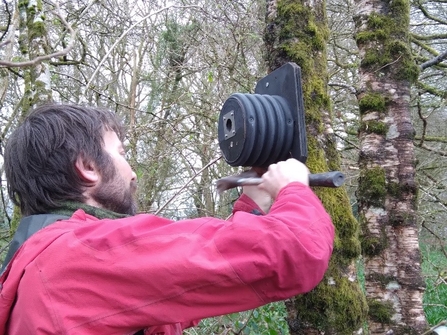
[
  {"x1": 155, "y1": 156, "x2": 222, "y2": 215},
  {"x1": 421, "y1": 220, "x2": 447, "y2": 259},
  {"x1": 233, "y1": 309, "x2": 255, "y2": 335},
  {"x1": 84, "y1": 5, "x2": 201, "y2": 96},
  {"x1": 0, "y1": 1, "x2": 77, "y2": 68},
  {"x1": 421, "y1": 320, "x2": 446, "y2": 335},
  {"x1": 373, "y1": 55, "x2": 402, "y2": 73},
  {"x1": 0, "y1": 240, "x2": 11, "y2": 256}
]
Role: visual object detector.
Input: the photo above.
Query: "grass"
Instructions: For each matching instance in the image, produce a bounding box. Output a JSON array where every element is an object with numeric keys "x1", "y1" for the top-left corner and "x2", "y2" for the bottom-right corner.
[
  {"x1": 421, "y1": 244, "x2": 447, "y2": 326},
  {"x1": 184, "y1": 302, "x2": 289, "y2": 335}
]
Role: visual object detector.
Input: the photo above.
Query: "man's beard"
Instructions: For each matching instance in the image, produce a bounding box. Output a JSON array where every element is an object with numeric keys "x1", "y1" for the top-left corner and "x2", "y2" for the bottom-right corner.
[{"x1": 91, "y1": 170, "x2": 138, "y2": 216}]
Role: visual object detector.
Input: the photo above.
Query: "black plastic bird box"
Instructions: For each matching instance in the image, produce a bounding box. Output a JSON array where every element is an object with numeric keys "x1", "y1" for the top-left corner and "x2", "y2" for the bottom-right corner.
[{"x1": 218, "y1": 62, "x2": 307, "y2": 168}]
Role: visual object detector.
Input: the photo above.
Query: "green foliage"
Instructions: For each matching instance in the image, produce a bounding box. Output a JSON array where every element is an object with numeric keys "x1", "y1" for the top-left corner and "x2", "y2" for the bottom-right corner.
[
  {"x1": 185, "y1": 302, "x2": 289, "y2": 335},
  {"x1": 161, "y1": 19, "x2": 200, "y2": 69},
  {"x1": 243, "y1": 303, "x2": 289, "y2": 335},
  {"x1": 421, "y1": 245, "x2": 447, "y2": 325},
  {"x1": 0, "y1": 210, "x2": 11, "y2": 265},
  {"x1": 10, "y1": 206, "x2": 21, "y2": 238}
]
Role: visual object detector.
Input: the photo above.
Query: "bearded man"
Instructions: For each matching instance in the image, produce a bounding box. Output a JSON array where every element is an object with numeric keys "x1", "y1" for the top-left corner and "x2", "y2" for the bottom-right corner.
[{"x1": 0, "y1": 103, "x2": 334, "y2": 335}]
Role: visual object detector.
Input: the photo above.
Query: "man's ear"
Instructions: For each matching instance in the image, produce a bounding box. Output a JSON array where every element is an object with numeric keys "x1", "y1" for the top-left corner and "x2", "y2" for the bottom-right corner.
[{"x1": 75, "y1": 156, "x2": 100, "y2": 184}]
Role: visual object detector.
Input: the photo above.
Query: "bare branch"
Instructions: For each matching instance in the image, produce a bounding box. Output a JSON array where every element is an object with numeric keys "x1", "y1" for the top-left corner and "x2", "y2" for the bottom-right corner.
[
  {"x1": 0, "y1": 40, "x2": 12, "y2": 48},
  {"x1": 328, "y1": 82, "x2": 357, "y2": 94},
  {"x1": 415, "y1": 2, "x2": 447, "y2": 26},
  {"x1": 83, "y1": 5, "x2": 202, "y2": 96},
  {"x1": 0, "y1": 0, "x2": 13, "y2": 42},
  {"x1": 419, "y1": 143, "x2": 447, "y2": 157},
  {"x1": 420, "y1": 49, "x2": 447, "y2": 70},
  {"x1": 0, "y1": 1, "x2": 77, "y2": 68},
  {"x1": 155, "y1": 155, "x2": 222, "y2": 215}
]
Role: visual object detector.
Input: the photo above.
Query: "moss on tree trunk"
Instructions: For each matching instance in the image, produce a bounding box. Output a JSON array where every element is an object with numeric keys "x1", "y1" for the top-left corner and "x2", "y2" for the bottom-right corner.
[
  {"x1": 264, "y1": 0, "x2": 368, "y2": 333},
  {"x1": 353, "y1": 0, "x2": 428, "y2": 332}
]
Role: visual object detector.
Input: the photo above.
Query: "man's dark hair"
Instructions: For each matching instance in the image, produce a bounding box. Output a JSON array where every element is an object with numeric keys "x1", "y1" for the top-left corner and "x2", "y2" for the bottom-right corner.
[{"x1": 4, "y1": 103, "x2": 125, "y2": 216}]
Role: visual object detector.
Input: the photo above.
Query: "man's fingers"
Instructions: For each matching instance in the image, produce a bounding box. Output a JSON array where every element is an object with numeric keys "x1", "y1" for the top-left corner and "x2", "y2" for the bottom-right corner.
[{"x1": 259, "y1": 159, "x2": 310, "y2": 198}]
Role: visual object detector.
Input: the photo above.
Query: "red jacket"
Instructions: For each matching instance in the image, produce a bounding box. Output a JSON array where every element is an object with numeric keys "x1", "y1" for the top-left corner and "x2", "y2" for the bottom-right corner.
[{"x1": 0, "y1": 183, "x2": 334, "y2": 335}]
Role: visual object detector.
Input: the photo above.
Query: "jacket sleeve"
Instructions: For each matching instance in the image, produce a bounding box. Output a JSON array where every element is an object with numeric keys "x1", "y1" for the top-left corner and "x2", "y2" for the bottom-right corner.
[{"x1": 219, "y1": 182, "x2": 334, "y2": 301}]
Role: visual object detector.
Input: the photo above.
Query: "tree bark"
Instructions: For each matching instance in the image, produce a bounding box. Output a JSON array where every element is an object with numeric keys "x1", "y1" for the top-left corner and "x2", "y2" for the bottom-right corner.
[
  {"x1": 19, "y1": 0, "x2": 53, "y2": 113},
  {"x1": 353, "y1": 0, "x2": 429, "y2": 331},
  {"x1": 265, "y1": 0, "x2": 368, "y2": 333}
]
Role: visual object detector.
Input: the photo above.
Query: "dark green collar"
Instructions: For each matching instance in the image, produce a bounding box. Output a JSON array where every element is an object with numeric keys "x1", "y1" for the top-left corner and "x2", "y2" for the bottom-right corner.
[{"x1": 49, "y1": 202, "x2": 128, "y2": 220}]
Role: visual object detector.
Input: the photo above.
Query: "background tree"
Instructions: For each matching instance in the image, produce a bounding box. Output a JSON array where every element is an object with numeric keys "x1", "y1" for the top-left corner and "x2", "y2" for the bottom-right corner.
[
  {"x1": 264, "y1": 0, "x2": 368, "y2": 333},
  {"x1": 410, "y1": 0, "x2": 447, "y2": 325},
  {"x1": 0, "y1": 0, "x2": 76, "y2": 236},
  {"x1": 353, "y1": 0, "x2": 428, "y2": 331}
]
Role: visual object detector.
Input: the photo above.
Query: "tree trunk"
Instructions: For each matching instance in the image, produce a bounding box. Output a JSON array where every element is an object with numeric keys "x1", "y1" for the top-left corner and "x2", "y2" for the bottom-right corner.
[
  {"x1": 8, "y1": 0, "x2": 53, "y2": 235},
  {"x1": 353, "y1": 0, "x2": 428, "y2": 332},
  {"x1": 264, "y1": 0, "x2": 368, "y2": 333},
  {"x1": 19, "y1": 0, "x2": 53, "y2": 113}
]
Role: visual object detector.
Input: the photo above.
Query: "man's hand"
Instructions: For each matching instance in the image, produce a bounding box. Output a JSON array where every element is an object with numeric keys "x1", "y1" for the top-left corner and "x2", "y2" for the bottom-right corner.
[
  {"x1": 259, "y1": 158, "x2": 309, "y2": 199},
  {"x1": 242, "y1": 158, "x2": 309, "y2": 211}
]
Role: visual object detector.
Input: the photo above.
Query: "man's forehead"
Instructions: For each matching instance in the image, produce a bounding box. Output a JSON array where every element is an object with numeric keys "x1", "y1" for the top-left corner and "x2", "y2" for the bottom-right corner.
[{"x1": 102, "y1": 130, "x2": 123, "y2": 147}]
